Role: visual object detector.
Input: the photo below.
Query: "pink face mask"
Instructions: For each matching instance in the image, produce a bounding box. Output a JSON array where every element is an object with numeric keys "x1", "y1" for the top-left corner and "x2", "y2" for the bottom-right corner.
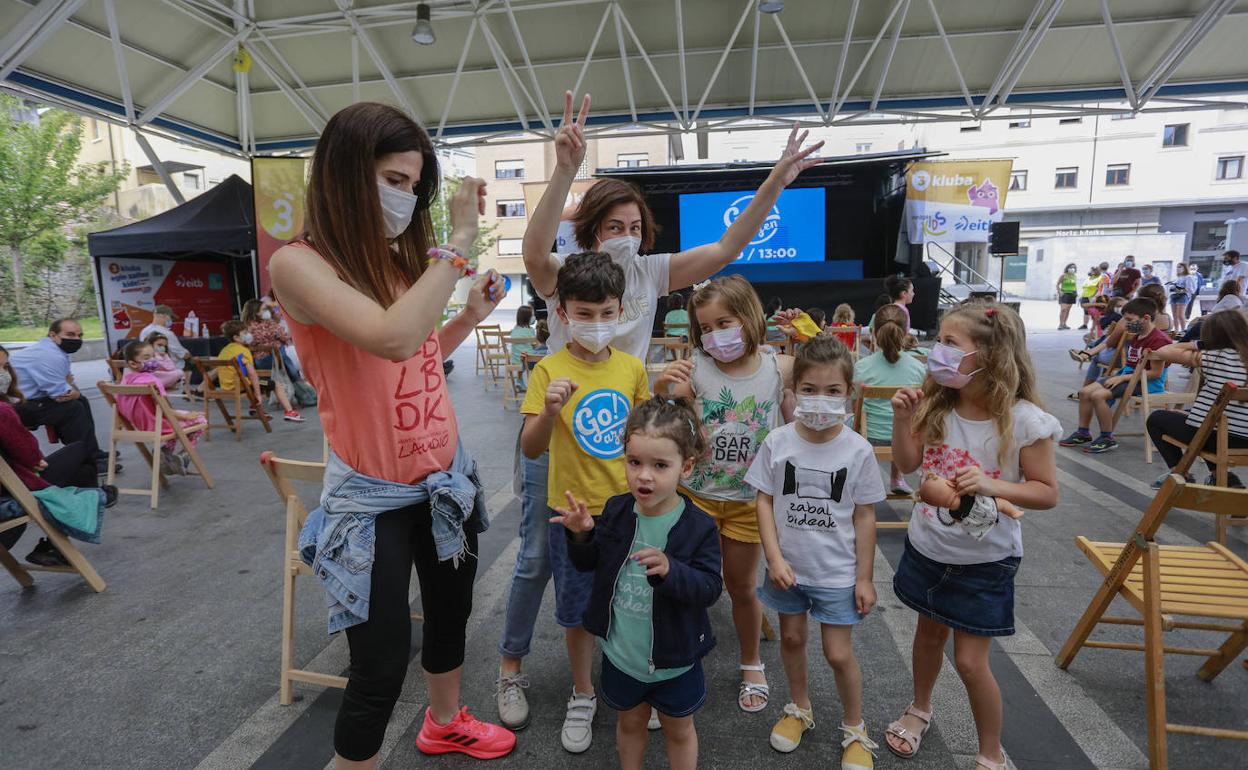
[
  {"x1": 702, "y1": 326, "x2": 746, "y2": 363},
  {"x1": 140, "y1": 359, "x2": 160, "y2": 373},
  {"x1": 927, "y1": 342, "x2": 981, "y2": 389}
]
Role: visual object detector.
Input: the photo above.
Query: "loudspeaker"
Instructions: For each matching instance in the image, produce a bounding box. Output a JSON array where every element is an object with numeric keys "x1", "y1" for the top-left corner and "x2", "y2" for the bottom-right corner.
[{"x1": 988, "y1": 221, "x2": 1020, "y2": 255}]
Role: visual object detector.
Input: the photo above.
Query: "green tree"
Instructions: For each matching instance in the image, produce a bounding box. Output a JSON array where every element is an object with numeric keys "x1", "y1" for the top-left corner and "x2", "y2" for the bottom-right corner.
[
  {"x1": 0, "y1": 94, "x2": 127, "y2": 324},
  {"x1": 428, "y1": 175, "x2": 498, "y2": 268}
]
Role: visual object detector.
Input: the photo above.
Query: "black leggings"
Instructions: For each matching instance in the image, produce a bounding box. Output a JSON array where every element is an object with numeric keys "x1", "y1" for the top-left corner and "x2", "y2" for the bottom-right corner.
[
  {"x1": 0, "y1": 441, "x2": 97, "y2": 550},
  {"x1": 334, "y1": 502, "x2": 478, "y2": 761},
  {"x1": 1146, "y1": 409, "x2": 1248, "y2": 473}
]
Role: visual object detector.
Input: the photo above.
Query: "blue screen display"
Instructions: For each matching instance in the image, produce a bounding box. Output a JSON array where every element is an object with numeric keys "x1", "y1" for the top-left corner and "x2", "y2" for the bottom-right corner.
[{"x1": 678, "y1": 187, "x2": 825, "y2": 263}]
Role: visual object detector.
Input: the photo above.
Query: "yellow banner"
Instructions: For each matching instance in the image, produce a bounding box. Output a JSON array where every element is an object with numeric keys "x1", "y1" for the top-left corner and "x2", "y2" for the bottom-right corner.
[
  {"x1": 905, "y1": 159, "x2": 1013, "y2": 244},
  {"x1": 252, "y1": 157, "x2": 309, "y2": 295}
]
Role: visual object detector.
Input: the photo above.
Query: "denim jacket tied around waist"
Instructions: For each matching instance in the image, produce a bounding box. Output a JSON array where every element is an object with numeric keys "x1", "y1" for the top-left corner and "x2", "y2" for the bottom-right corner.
[{"x1": 298, "y1": 441, "x2": 489, "y2": 634}]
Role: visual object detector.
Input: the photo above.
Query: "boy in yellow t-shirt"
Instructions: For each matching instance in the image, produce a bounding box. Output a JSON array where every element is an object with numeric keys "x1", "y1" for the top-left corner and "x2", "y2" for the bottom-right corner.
[
  {"x1": 216, "y1": 319, "x2": 304, "y2": 422},
  {"x1": 518, "y1": 252, "x2": 649, "y2": 748}
]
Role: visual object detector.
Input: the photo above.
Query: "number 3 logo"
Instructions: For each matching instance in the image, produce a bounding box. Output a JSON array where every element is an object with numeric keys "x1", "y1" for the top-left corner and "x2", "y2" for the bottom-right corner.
[{"x1": 271, "y1": 193, "x2": 294, "y2": 237}]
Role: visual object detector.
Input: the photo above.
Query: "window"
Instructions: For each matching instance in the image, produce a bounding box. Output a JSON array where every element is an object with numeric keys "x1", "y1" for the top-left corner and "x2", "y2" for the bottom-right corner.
[
  {"x1": 959, "y1": 124, "x2": 981, "y2": 133},
  {"x1": 1009, "y1": 171, "x2": 1028, "y2": 191},
  {"x1": 1216, "y1": 155, "x2": 1244, "y2": 180},
  {"x1": 1059, "y1": 117, "x2": 1082, "y2": 125},
  {"x1": 1111, "y1": 112, "x2": 1135, "y2": 120},
  {"x1": 854, "y1": 142, "x2": 873, "y2": 154},
  {"x1": 494, "y1": 159, "x2": 525, "y2": 179},
  {"x1": 1162, "y1": 123, "x2": 1189, "y2": 147},
  {"x1": 616, "y1": 153, "x2": 649, "y2": 168},
  {"x1": 90, "y1": 118, "x2": 102, "y2": 141},
  {"x1": 1054, "y1": 167, "x2": 1078, "y2": 189},
  {"x1": 497, "y1": 238, "x2": 523, "y2": 255},
  {"x1": 1008, "y1": 118, "x2": 1031, "y2": 129},
  {"x1": 183, "y1": 171, "x2": 201, "y2": 190},
  {"x1": 1105, "y1": 163, "x2": 1130, "y2": 186},
  {"x1": 495, "y1": 199, "x2": 526, "y2": 218},
  {"x1": 1191, "y1": 220, "x2": 1228, "y2": 252}
]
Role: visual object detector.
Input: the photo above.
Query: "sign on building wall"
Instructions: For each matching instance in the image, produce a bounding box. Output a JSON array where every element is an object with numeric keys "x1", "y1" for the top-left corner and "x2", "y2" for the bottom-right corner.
[
  {"x1": 98, "y1": 257, "x2": 234, "y2": 352},
  {"x1": 905, "y1": 160, "x2": 1013, "y2": 244},
  {"x1": 252, "y1": 157, "x2": 309, "y2": 295}
]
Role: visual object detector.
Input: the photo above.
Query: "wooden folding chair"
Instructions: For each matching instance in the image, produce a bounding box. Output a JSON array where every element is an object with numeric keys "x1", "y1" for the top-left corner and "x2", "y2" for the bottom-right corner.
[
  {"x1": 1163, "y1": 382, "x2": 1248, "y2": 543},
  {"x1": 1056, "y1": 475, "x2": 1248, "y2": 769},
  {"x1": 473, "y1": 323, "x2": 501, "y2": 376},
  {"x1": 259, "y1": 451, "x2": 422, "y2": 705},
  {"x1": 650, "y1": 337, "x2": 690, "y2": 363},
  {"x1": 107, "y1": 358, "x2": 126, "y2": 382},
  {"x1": 193, "y1": 357, "x2": 273, "y2": 441},
  {"x1": 1110, "y1": 352, "x2": 1198, "y2": 463},
  {"x1": 0, "y1": 456, "x2": 106, "y2": 592},
  {"x1": 96, "y1": 381, "x2": 213, "y2": 508},
  {"x1": 479, "y1": 329, "x2": 510, "y2": 387},
  {"x1": 662, "y1": 322, "x2": 688, "y2": 340},
  {"x1": 851, "y1": 385, "x2": 910, "y2": 528}
]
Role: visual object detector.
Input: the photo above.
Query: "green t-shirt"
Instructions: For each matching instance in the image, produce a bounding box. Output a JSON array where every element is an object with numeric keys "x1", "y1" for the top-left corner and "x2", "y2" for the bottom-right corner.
[
  {"x1": 1059, "y1": 272, "x2": 1078, "y2": 294},
  {"x1": 509, "y1": 325, "x2": 536, "y2": 365},
  {"x1": 664, "y1": 309, "x2": 689, "y2": 337},
  {"x1": 601, "y1": 499, "x2": 692, "y2": 682},
  {"x1": 853, "y1": 350, "x2": 928, "y2": 442}
]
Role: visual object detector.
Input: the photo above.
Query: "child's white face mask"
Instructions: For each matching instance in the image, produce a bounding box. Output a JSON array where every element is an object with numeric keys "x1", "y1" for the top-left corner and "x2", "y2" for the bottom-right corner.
[{"x1": 793, "y1": 395, "x2": 847, "y2": 431}]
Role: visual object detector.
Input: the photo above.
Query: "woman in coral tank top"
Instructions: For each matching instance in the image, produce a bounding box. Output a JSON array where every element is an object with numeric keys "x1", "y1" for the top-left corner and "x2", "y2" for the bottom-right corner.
[{"x1": 270, "y1": 103, "x2": 515, "y2": 768}]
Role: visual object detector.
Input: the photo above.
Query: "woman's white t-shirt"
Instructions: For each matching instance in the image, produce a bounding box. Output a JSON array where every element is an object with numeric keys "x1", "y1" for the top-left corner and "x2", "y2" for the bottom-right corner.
[
  {"x1": 907, "y1": 401, "x2": 1061, "y2": 565},
  {"x1": 542, "y1": 252, "x2": 672, "y2": 360}
]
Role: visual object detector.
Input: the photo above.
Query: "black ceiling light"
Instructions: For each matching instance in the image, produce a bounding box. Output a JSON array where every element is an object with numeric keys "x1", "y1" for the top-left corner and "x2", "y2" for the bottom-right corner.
[
  {"x1": 759, "y1": 0, "x2": 784, "y2": 12},
  {"x1": 412, "y1": 3, "x2": 435, "y2": 45}
]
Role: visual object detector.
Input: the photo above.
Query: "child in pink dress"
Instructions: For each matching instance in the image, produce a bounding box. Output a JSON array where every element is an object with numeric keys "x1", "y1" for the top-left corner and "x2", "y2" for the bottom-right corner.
[{"x1": 118, "y1": 340, "x2": 207, "y2": 476}]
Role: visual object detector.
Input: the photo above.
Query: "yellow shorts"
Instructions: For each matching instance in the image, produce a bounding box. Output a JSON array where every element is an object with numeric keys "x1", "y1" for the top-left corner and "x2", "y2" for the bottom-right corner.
[{"x1": 683, "y1": 490, "x2": 760, "y2": 544}]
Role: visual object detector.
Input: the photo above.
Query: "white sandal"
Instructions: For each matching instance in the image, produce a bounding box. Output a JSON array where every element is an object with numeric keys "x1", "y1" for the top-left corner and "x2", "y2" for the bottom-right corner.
[
  {"x1": 737, "y1": 663, "x2": 769, "y2": 713},
  {"x1": 974, "y1": 750, "x2": 1010, "y2": 770},
  {"x1": 885, "y1": 702, "x2": 932, "y2": 759}
]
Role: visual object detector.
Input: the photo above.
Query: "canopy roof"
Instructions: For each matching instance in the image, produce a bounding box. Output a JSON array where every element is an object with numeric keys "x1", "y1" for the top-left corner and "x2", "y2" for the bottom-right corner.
[
  {"x1": 87, "y1": 173, "x2": 255, "y2": 256},
  {"x1": 3, "y1": 1, "x2": 1248, "y2": 155}
]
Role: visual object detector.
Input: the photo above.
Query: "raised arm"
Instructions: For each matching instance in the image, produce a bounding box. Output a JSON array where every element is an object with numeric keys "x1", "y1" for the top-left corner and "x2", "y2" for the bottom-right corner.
[
  {"x1": 668, "y1": 125, "x2": 824, "y2": 291},
  {"x1": 271, "y1": 178, "x2": 487, "y2": 362},
  {"x1": 522, "y1": 91, "x2": 591, "y2": 297},
  {"x1": 1154, "y1": 341, "x2": 1199, "y2": 367}
]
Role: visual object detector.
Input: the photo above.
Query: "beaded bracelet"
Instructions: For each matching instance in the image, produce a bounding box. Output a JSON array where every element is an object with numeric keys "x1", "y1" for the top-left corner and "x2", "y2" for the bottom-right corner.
[{"x1": 427, "y1": 245, "x2": 477, "y2": 277}]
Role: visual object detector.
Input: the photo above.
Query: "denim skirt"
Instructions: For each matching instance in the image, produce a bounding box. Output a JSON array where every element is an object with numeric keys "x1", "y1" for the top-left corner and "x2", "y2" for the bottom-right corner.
[{"x1": 893, "y1": 538, "x2": 1020, "y2": 637}]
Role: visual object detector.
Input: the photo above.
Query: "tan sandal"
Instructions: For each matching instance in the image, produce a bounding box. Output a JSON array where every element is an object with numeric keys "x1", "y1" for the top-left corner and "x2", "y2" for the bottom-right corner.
[
  {"x1": 885, "y1": 703, "x2": 932, "y2": 759},
  {"x1": 974, "y1": 750, "x2": 1010, "y2": 770}
]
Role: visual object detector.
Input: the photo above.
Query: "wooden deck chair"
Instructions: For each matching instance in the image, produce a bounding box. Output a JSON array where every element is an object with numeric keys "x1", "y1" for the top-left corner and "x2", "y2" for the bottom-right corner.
[
  {"x1": 0, "y1": 456, "x2": 106, "y2": 592},
  {"x1": 107, "y1": 358, "x2": 126, "y2": 382},
  {"x1": 479, "y1": 328, "x2": 509, "y2": 387},
  {"x1": 193, "y1": 357, "x2": 273, "y2": 441},
  {"x1": 852, "y1": 385, "x2": 911, "y2": 528},
  {"x1": 97, "y1": 381, "x2": 213, "y2": 508},
  {"x1": 260, "y1": 451, "x2": 422, "y2": 704},
  {"x1": 1163, "y1": 382, "x2": 1248, "y2": 544},
  {"x1": 1110, "y1": 352, "x2": 1199, "y2": 463},
  {"x1": 1055, "y1": 475, "x2": 1248, "y2": 769},
  {"x1": 473, "y1": 323, "x2": 501, "y2": 376}
]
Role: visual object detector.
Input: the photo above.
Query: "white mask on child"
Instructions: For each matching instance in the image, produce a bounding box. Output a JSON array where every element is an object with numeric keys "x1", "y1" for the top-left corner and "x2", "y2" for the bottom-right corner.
[
  {"x1": 241, "y1": 332, "x2": 255, "y2": 345},
  {"x1": 260, "y1": 310, "x2": 273, "y2": 321},
  {"x1": 793, "y1": 395, "x2": 847, "y2": 431},
  {"x1": 568, "y1": 319, "x2": 617, "y2": 354}
]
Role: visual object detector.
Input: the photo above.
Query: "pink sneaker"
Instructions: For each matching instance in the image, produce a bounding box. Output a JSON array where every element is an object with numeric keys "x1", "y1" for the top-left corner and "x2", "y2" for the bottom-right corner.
[
  {"x1": 416, "y1": 706, "x2": 516, "y2": 760},
  {"x1": 282, "y1": 410, "x2": 305, "y2": 422}
]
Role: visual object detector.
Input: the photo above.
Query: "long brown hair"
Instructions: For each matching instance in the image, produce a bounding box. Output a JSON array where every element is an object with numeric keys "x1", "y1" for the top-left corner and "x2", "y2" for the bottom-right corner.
[
  {"x1": 305, "y1": 102, "x2": 440, "y2": 308},
  {"x1": 0, "y1": 345, "x2": 23, "y2": 404},
  {"x1": 572, "y1": 179, "x2": 657, "y2": 252},
  {"x1": 872, "y1": 304, "x2": 909, "y2": 364},
  {"x1": 1201, "y1": 310, "x2": 1248, "y2": 375},
  {"x1": 912, "y1": 301, "x2": 1042, "y2": 465}
]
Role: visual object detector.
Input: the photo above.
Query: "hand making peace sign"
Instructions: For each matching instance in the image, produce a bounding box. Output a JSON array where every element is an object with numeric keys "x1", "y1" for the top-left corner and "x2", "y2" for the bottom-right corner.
[{"x1": 555, "y1": 91, "x2": 591, "y2": 174}]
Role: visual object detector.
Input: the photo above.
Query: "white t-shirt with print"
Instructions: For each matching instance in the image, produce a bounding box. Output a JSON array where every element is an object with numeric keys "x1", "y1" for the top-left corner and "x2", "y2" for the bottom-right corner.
[
  {"x1": 907, "y1": 401, "x2": 1061, "y2": 565},
  {"x1": 744, "y1": 423, "x2": 887, "y2": 588},
  {"x1": 542, "y1": 252, "x2": 672, "y2": 361}
]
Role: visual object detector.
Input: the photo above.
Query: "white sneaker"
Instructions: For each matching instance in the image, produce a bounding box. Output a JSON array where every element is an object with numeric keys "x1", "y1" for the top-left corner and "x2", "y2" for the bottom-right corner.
[
  {"x1": 648, "y1": 707, "x2": 661, "y2": 731},
  {"x1": 561, "y1": 691, "x2": 597, "y2": 753},
  {"x1": 495, "y1": 673, "x2": 530, "y2": 730}
]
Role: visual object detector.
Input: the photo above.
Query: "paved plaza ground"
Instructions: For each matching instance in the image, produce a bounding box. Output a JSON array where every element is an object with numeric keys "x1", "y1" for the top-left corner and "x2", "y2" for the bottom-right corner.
[{"x1": 2, "y1": 303, "x2": 1245, "y2": 770}]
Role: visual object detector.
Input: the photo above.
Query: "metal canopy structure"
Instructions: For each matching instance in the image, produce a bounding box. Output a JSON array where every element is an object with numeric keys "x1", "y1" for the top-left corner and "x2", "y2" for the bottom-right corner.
[{"x1": 3, "y1": 0, "x2": 1248, "y2": 156}]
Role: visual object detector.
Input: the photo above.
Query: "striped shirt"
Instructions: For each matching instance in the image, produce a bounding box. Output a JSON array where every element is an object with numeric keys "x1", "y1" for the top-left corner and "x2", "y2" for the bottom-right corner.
[{"x1": 1186, "y1": 348, "x2": 1248, "y2": 436}]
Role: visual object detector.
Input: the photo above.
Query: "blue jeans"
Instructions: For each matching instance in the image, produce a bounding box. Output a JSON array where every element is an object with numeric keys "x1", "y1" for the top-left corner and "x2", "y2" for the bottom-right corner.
[{"x1": 497, "y1": 451, "x2": 552, "y2": 659}]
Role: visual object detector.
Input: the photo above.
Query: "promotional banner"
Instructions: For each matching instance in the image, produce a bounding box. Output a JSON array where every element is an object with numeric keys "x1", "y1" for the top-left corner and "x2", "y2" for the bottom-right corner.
[
  {"x1": 98, "y1": 257, "x2": 234, "y2": 351},
  {"x1": 678, "y1": 187, "x2": 826, "y2": 263},
  {"x1": 252, "y1": 157, "x2": 309, "y2": 296},
  {"x1": 904, "y1": 160, "x2": 1013, "y2": 244}
]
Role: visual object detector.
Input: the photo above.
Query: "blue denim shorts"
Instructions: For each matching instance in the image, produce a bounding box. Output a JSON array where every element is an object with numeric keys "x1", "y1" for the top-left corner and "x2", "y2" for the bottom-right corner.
[
  {"x1": 599, "y1": 654, "x2": 707, "y2": 717},
  {"x1": 548, "y1": 516, "x2": 594, "y2": 628},
  {"x1": 757, "y1": 574, "x2": 862, "y2": 625},
  {"x1": 892, "y1": 538, "x2": 1020, "y2": 637}
]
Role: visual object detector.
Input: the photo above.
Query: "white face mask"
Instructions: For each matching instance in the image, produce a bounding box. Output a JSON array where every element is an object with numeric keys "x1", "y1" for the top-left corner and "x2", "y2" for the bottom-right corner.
[
  {"x1": 0, "y1": 371, "x2": 11, "y2": 394},
  {"x1": 793, "y1": 394, "x2": 847, "y2": 431},
  {"x1": 597, "y1": 235, "x2": 641, "y2": 265},
  {"x1": 260, "y1": 310, "x2": 272, "y2": 321},
  {"x1": 377, "y1": 182, "x2": 418, "y2": 239},
  {"x1": 241, "y1": 332, "x2": 254, "y2": 345},
  {"x1": 567, "y1": 318, "x2": 618, "y2": 354}
]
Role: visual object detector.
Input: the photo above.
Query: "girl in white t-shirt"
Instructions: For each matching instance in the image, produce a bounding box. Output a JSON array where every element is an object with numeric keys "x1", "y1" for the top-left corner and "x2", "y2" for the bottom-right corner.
[
  {"x1": 744, "y1": 336, "x2": 886, "y2": 767},
  {"x1": 656, "y1": 275, "x2": 794, "y2": 715},
  {"x1": 886, "y1": 302, "x2": 1060, "y2": 770}
]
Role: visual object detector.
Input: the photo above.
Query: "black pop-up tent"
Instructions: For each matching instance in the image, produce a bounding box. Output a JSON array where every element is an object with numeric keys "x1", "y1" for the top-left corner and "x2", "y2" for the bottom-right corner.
[{"x1": 87, "y1": 174, "x2": 259, "y2": 352}]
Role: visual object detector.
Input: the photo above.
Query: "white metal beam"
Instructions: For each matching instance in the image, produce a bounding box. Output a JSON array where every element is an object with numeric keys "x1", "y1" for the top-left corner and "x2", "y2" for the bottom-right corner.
[
  {"x1": 502, "y1": 0, "x2": 552, "y2": 130},
  {"x1": 675, "y1": 0, "x2": 688, "y2": 123},
  {"x1": 1137, "y1": 0, "x2": 1236, "y2": 106},
  {"x1": 827, "y1": 0, "x2": 859, "y2": 122},
  {"x1": 772, "y1": 14, "x2": 826, "y2": 122},
  {"x1": 477, "y1": 16, "x2": 531, "y2": 130},
  {"x1": 924, "y1": 0, "x2": 974, "y2": 112},
  {"x1": 612, "y1": 2, "x2": 638, "y2": 124},
  {"x1": 980, "y1": 0, "x2": 1047, "y2": 114},
  {"x1": 478, "y1": 16, "x2": 551, "y2": 133},
  {"x1": 437, "y1": 16, "x2": 479, "y2": 139},
  {"x1": 571, "y1": 3, "x2": 612, "y2": 97},
  {"x1": 616, "y1": 4, "x2": 685, "y2": 126},
  {"x1": 991, "y1": 0, "x2": 1066, "y2": 113},
  {"x1": 0, "y1": 0, "x2": 63, "y2": 73},
  {"x1": 133, "y1": 130, "x2": 186, "y2": 205},
  {"x1": 1100, "y1": 0, "x2": 1137, "y2": 110},
  {"x1": 336, "y1": 2, "x2": 419, "y2": 121},
  {"x1": 747, "y1": 1, "x2": 759, "y2": 117},
  {"x1": 137, "y1": 29, "x2": 250, "y2": 125},
  {"x1": 351, "y1": 32, "x2": 360, "y2": 103},
  {"x1": 830, "y1": 0, "x2": 906, "y2": 117},
  {"x1": 870, "y1": 0, "x2": 910, "y2": 112},
  {"x1": 690, "y1": 0, "x2": 754, "y2": 123},
  {"x1": 101, "y1": 0, "x2": 134, "y2": 124},
  {"x1": 0, "y1": 0, "x2": 87, "y2": 82}
]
